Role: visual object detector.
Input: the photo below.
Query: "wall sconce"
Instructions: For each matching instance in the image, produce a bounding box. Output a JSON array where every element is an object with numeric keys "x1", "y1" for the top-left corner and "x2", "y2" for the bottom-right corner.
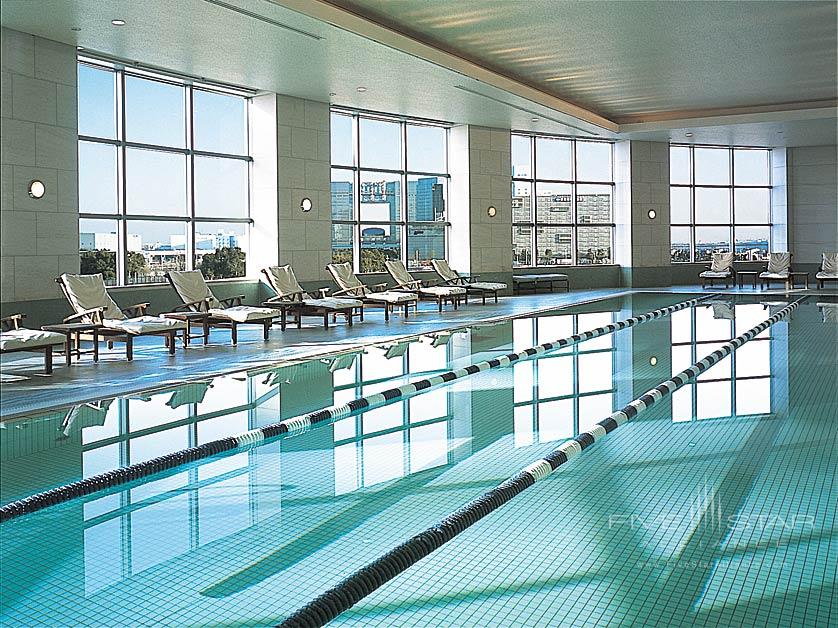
[
  {"x1": 487, "y1": 206, "x2": 497, "y2": 218},
  {"x1": 649, "y1": 356, "x2": 658, "y2": 366},
  {"x1": 28, "y1": 180, "x2": 46, "y2": 199},
  {"x1": 647, "y1": 209, "x2": 657, "y2": 220},
  {"x1": 300, "y1": 197, "x2": 313, "y2": 212}
]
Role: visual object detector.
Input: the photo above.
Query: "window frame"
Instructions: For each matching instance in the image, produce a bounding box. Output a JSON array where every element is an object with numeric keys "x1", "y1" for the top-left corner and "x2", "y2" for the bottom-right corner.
[
  {"x1": 669, "y1": 144, "x2": 772, "y2": 264},
  {"x1": 331, "y1": 108, "x2": 451, "y2": 273},
  {"x1": 77, "y1": 56, "x2": 254, "y2": 285},
  {"x1": 511, "y1": 133, "x2": 616, "y2": 268}
]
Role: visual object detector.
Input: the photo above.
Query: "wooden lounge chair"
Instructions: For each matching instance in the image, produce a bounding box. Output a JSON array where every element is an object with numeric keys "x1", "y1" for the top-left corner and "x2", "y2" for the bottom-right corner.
[
  {"x1": 699, "y1": 252, "x2": 735, "y2": 288},
  {"x1": 759, "y1": 252, "x2": 793, "y2": 289},
  {"x1": 0, "y1": 314, "x2": 65, "y2": 374},
  {"x1": 430, "y1": 259, "x2": 507, "y2": 304},
  {"x1": 165, "y1": 270, "x2": 281, "y2": 345},
  {"x1": 816, "y1": 252, "x2": 838, "y2": 289},
  {"x1": 326, "y1": 262, "x2": 418, "y2": 321},
  {"x1": 57, "y1": 273, "x2": 187, "y2": 360},
  {"x1": 384, "y1": 260, "x2": 466, "y2": 312},
  {"x1": 262, "y1": 265, "x2": 363, "y2": 329}
]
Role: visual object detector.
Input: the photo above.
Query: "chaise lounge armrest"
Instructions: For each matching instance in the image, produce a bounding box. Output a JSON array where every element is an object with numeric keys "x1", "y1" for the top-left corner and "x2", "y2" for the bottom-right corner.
[
  {"x1": 64, "y1": 307, "x2": 106, "y2": 324},
  {"x1": 173, "y1": 298, "x2": 212, "y2": 312},
  {"x1": 122, "y1": 302, "x2": 150, "y2": 317},
  {"x1": 264, "y1": 290, "x2": 306, "y2": 304},
  {"x1": 0, "y1": 313, "x2": 25, "y2": 331},
  {"x1": 392, "y1": 279, "x2": 423, "y2": 290},
  {"x1": 219, "y1": 295, "x2": 246, "y2": 308}
]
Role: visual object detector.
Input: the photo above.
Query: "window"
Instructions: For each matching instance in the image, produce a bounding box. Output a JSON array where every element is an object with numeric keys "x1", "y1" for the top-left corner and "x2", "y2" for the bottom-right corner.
[
  {"x1": 330, "y1": 110, "x2": 449, "y2": 272},
  {"x1": 77, "y1": 59, "x2": 252, "y2": 285},
  {"x1": 512, "y1": 135, "x2": 614, "y2": 267},
  {"x1": 670, "y1": 146, "x2": 771, "y2": 263}
]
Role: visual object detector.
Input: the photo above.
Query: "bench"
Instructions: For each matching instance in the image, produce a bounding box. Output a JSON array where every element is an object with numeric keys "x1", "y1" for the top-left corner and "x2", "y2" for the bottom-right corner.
[{"x1": 513, "y1": 273, "x2": 570, "y2": 295}]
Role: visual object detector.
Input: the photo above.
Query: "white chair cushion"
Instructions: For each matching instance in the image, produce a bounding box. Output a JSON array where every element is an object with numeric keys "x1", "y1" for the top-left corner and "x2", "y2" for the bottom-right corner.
[
  {"x1": 265, "y1": 265, "x2": 305, "y2": 298},
  {"x1": 759, "y1": 272, "x2": 789, "y2": 279},
  {"x1": 363, "y1": 291, "x2": 418, "y2": 304},
  {"x1": 816, "y1": 271, "x2": 838, "y2": 279},
  {"x1": 385, "y1": 260, "x2": 416, "y2": 287},
  {"x1": 418, "y1": 286, "x2": 467, "y2": 297},
  {"x1": 168, "y1": 270, "x2": 219, "y2": 308},
  {"x1": 60, "y1": 273, "x2": 125, "y2": 320},
  {"x1": 327, "y1": 262, "x2": 367, "y2": 296},
  {"x1": 300, "y1": 297, "x2": 363, "y2": 309},
  {"x1": 699, "y1": 270, "x2": 731, "y2": 278},
  {"x1": 208, "y1": 306, "x2": 281, "y2": 322},
  {"x1": 766, "y1": 252, "x2": 791, "y2": 275},
  {"x1": 821, "y1": 252, "x2": 838, "y2": 274},
  {"x1": 431, "y1": 259, "x2": 461, "y2": 283},
  {"x1": 0, "y1": 328, "x2": 65, "y2": 351},
  {"x1": 469, "y1": 282, "x2": 507, "y2": 291},
  {"x1": 103, "y1": 316, "x2": 187, "y2": 335},
  {"x1": 709, "y1": 252, "x2": 734, "y2": 273}
]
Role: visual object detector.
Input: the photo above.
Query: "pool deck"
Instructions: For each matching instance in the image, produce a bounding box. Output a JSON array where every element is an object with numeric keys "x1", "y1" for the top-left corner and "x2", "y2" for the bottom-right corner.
[{"x1": 0, "y1": 284, "x2": 828, "y2": 419}]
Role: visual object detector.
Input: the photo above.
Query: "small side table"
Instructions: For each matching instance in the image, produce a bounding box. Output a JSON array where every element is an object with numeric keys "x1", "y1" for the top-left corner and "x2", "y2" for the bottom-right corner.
[
  {"x1": 162, "y1": 311, "x2": 211, "y2": 345},
  {"x1": 788, "y1": 272, "x2": 809, "y2": 289},
  {"x1": 41, "y1": 323, "x2": 101, "y2": 365},
  {"x1": 737, "y1": 271, "x2": 759, "y2": 289}
]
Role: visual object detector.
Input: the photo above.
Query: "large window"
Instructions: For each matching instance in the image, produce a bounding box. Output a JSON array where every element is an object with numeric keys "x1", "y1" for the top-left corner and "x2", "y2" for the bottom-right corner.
[
  {"x1": 331, "y1": 110, "x2": 449, "y2": 273},
  {"x1": 77, "y1": 59, "x2": 252, "y2": 285},
  {"x1": 512, "y1": 135, "x2": 614, "y2": 267},
  {"x1": 670, "y1": 145, "x2": 771, "y2": 263}
]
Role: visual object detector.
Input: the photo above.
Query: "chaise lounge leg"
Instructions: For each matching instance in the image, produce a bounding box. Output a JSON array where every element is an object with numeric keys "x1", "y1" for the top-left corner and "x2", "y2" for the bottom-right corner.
[
  {"x1": 384, "y1": 304, "x2": 390, "y2": 322},
  {"x1": 264, "y1": 321, "x2": 270, "y2": 340},
  {"x1": 231, "y1": 323, "x2": 238, "y2": 345},
  {"x1": 323, "y1": 312, "x2": 329, "y2": 329},
  {"x1": 404, "y1": 302, "x2": 410, "y2": 318},
  {"x1": 168, "y1": 331, "x2": 176, "y2": 354},
  {"x1": 45, "y1": 346, "x2": 53, "y2": 375},
  {"x1": 438, "y1": 297, "x2": 443, "y2": 313},
  {"x1": 126, "y1": 337, "x2": 133, "y2": 361}
]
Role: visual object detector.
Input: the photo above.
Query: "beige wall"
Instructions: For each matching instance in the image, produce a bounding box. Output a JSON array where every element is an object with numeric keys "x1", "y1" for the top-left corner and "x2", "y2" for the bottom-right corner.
[{"x1": 787, "y1": 145, "x2": 838, "y2": 266}]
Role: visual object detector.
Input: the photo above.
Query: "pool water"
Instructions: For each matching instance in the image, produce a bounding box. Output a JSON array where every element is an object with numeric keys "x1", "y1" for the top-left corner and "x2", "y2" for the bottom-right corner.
[{"x1": 1, "y1": 293, "x2": 835, "y2": 627}]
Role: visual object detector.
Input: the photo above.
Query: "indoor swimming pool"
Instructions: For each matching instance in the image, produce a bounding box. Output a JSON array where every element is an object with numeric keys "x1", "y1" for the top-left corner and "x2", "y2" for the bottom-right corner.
[{"x1": 0, "y1": 292, "x2": 835, "y2": 627}]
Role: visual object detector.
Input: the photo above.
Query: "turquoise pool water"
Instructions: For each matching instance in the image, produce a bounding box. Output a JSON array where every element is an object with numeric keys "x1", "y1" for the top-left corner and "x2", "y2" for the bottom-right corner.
[{"x1": 1, "y1": 293, "x2": 835, "y2": 626}]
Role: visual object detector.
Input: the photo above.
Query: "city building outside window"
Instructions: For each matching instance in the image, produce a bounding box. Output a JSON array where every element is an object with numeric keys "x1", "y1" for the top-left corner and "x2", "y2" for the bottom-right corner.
[
  {"x1": 77, "y1": 57, "x2": 252, "y2": 285},
  {"x1": 670, "y1": 145, "x2": 772, "y2": 263},
  {"x1": 511, "y1": 134, "x2": 614, "y2": 267},
  {"x1": 330, "y1": 110, "x2": 449, "y2": 273}
]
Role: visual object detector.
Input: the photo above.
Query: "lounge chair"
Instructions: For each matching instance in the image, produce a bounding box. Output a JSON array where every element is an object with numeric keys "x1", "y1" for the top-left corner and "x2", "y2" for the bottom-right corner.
[
  {"x1": 326, "y1": 262, "x2": 418, "y2": 321},
  {"x1": 430, "y1": 259, "x2": 507, "y2": 304},
  {"x1": 384, "y1": 260, "x2": 466, "y2": 312},
  {"x1": 0, "y1": 314, "x2": 65, "y2": 374},
  {"x1": 817, "y1": 302, "x2": 837, "y2": 323},
  {"x1": 262, "y1": 265, "x2": 363, "y2": 329},
  {"x1": 816, "y1": 252, "x2": 838, "y2": 289},
  {"x1": 166, "y1": 270, "x2": 281, "y2": 344},
  {"x1": 699, "y1": 252, "x2": 735, "y2": 288},
  {"x1": 759, "y1": 252, "x2": 792, "y2": 289},
  {"x1": 57, "y1": 273, "x2": 187, "y2": 359}
]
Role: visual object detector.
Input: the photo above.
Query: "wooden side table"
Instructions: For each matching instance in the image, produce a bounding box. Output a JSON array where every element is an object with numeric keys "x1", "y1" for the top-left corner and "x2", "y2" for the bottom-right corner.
[
  {"x1": 737, "y1": 271, "x2": 759, "y2": 288},
  {"x1": 41, "y1": 323, "x2": 101, "y2": 365},
  {"x1": 162, "y1": 311, "x2": 211, "y2": 345}
]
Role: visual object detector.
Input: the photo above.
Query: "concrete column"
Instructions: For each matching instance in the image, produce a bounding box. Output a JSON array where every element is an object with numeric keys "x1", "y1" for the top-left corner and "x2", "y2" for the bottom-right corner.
[
  {"x1": 770, "y1": 148, "x2": 788, "y2": 254},
  {"x1": 787, "y1": 145, "x2": 837, "y2": 270}
]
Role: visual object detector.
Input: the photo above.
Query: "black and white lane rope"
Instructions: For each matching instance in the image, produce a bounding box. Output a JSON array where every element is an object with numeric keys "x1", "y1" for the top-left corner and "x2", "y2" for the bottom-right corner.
[
  {"x1": 0, "y1": 295, "x2": 712, "y2": 523},
  {"x1": 277, "y1": 297, "x2": 804, "y2": 628}
]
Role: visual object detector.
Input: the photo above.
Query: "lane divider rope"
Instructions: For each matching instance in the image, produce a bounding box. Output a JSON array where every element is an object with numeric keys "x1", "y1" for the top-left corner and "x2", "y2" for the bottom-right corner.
[
  {"x1": 0, "y1": 295, "x2": 712, "y2": 523},
  {"x1": 277, "y1": 297, "x2": 805, "y2": 628}
]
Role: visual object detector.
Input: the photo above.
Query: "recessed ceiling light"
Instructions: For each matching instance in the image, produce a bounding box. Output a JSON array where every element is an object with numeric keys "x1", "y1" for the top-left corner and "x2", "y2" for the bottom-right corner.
[
  {"x1": 777, "y1": 130, "x2": 784, "y2": 134},
  {"x1": 356, "y1": 86, "x2": 367, "y2": 93},
  {"x1": 685, "y1": 132, "x2": 693, "y2": 137},
  {"x1": 111, "y1": 19, "x2": 126, "y2": 26},
  {"x1": 76, "y1": 46, "x2": 85, "y2": 51},
  {"x1": 531, "y1": 117, "x2": 539, "y2": 122}
]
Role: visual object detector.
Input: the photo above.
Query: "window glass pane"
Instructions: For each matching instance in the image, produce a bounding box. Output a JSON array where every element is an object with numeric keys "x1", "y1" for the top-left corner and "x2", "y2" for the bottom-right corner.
[
  {"x1": 694, "y1": 226, "x2": 731, "y2": 262},
  {"x1": 511, "y1": 135, "x2": 531, "y2": 178},
  {"x1": 696, "y1": 381, "x2": 731, "y2": 419},
  {"x1": 407, "y1": 224, "x2": 444, "y2": 270},
  {"x1": 576, "y1": 184, "x2": 612, "y2": 223},
  {"x1": 407, "y1": 175, "x2": 445, "y2": 221},
  {"x1": 360, "y1": 172, "x2": 401, "y2": 221},
  {"x1": 125, "y1": 149, "x2": 187, "y2": 216},
  {"x1": 695, "y1": 187, "x2": 730, "y2": 224},
  {"x1": 360, "y1": 223, "x2": 400, "y2": 273},
  {"x1": 535, "y1": 137, "x2": 572, "y2": 180},
  {"x1": 406, "y1": 125, "x2": 445, "y2": 173},
  {"x1": 79, "y1": 141, "x2": 117, "y2": 214},
  {"x1": 536, "y1": 225, "x2": 572, "y2": 266},
  {"x1": 670, "y1": 187, "x2": 690, "y2": 223},
  {"x1": 331, "y1": 113, "x2": 354, "y2": 166},
  {"x1": 670, "y1": 146, "x2": 691, "y2": 184},
  {"x1": 126, "y1": 220, "x2": 187, "y2": 284},
  {"x1": 670, "y1": 226, "x2": 691, "y2": 263},
  {"x1": 332, "y1": 224, "x2": 353, "y2": 264},
  {"x1": 577, "y1": 227, "x2": 612, "y2": 264},
  {"x1": 79, "y1": 218, "x2": 119, "y2": 285},
  {"x1": 195, "y1": 222, "x2": 247, "y2": 279},
  {"x1": 734, "y1": 227, "x2": 769, "y2": 261},
  {"x1": 194, "y1": 157, "x2": 248, "y2": 218},
  {"x1": 331, "y1": 168, "x2": 354, "y2": 222},
  {"x1": 513, "y1": 225, "x2": 533, "y2": 267},
  {"x1": 575, "y1": 141, "x2": 611, "y2": 181},
  {"x1": 359, "y1": 118, "x2": 400, "y2": 169},
  {"x1": 410, "y1": 422, "x2": 448, "y2": 473},
  {"x1": 125, "y1": 76, "x2": 185, "y2": 147},
  {"x1": 363, "y1": 432, "x2": 404, "y2": 486},
  {"x1": 537, "y1": 399, "x2": 573, "y2": 442},
  {"x1": 736, "y1": 378, "x2": 770, "y2": 415},
  {"x1": 694, "y1": 147, "x2": 729, "y2": 185},
  {"x1": 193, "y1": 90, "x2": 246, "y2": 154},
  {"x1": 733, "y1": 149, "x2": 769, "y2": 186},
  {"x1": 78, "y1": 64, "x2": 116, "y2": 139},
  {"x1": 733, "y1": 188, "x2": 769, "y2": 224},
  {"x1": 512, "y1": 181, "x2": 532, "y2": 223},
  {"x1": 537, "y1": 356, "x2": 572, "y2": 398},
  {"x1": 535, "y1": 183, "x2": 571, "y2": 224}
]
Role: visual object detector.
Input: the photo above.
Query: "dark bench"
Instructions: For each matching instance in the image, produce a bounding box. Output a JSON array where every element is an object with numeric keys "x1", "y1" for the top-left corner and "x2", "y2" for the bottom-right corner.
[{"x1": 513, "y1": 273, "x2": 570, "y2": 295}]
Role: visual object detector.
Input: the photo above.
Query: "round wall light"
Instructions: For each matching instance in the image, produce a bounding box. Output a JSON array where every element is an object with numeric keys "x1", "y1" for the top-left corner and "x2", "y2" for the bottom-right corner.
[
  {"x1": 28, "y1": 180, "x2": 46, "y2": 199},
  {"x1": 487, "y1": 206, "x2": 497, "y2": 218},
  {"x1": 300, "y1": 197, "x2": 313, "y2": 212},
  {"x1": 649, "y1": 356, "x2": 658, "y2": 366},
  {"x1": 647, "y1": 209, "x2": 657, "y2": 220},
  {"x1": 111, "y1": 19, "x2": 126, "y2": 26}
]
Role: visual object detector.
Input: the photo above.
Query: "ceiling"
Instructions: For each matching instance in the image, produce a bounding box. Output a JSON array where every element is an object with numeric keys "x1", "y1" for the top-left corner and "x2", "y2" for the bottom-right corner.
[{"x1": 0, "y1": 0, "x2": 835, "y2": 146}]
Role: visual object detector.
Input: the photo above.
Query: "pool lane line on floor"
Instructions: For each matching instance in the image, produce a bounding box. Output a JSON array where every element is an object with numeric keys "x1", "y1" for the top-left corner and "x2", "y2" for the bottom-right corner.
[
  {"x1": 0, "y1": 295, "x2": 713, "y2": 523},
  {"x1": 277, "y1": 296, "x2": 806, "y2": 628}
]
